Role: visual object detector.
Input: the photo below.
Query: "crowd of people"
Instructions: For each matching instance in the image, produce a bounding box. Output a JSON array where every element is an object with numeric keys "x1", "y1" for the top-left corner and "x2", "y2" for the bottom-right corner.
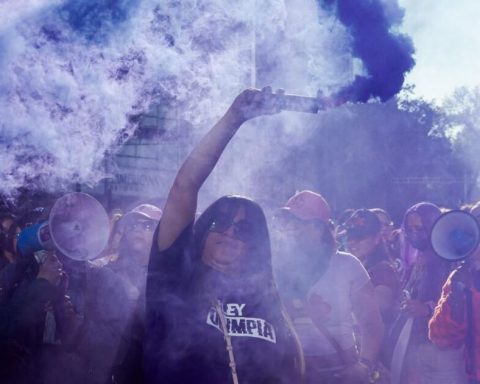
[{"x1": 1, "y1": 88, "x2": 480, "y2": 384}]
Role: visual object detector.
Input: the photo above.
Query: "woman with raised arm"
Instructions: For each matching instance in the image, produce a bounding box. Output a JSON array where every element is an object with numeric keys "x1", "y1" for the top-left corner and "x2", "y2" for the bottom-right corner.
[{"x1": 144, "y1": 88, "x2": 304, "y2": 384}]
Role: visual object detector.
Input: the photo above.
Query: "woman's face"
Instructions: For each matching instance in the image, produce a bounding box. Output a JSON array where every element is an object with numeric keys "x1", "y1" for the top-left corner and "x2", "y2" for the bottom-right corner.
[
  {"x1": 405, "y1": 211, "x2": 430, "y2": 251},
  {"x1": 123, "y1": 215, "x2": 157, "y2": 265},
  {"x1": 201, "y1": 205, "x2": 255, "y2": 276},
  {"x1": 347, "y1": 234, "x2": 380, "y2": 262},
  {"x1": 375, "y1": 211, "x2": 394, "y2": 242}
]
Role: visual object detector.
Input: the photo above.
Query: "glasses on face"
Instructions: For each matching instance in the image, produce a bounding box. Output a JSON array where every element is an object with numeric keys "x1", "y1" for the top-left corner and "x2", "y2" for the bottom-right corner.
[
  {"x1": 129, "y1": 219, "x2": 156, "y2": 232},
  {"x1": 209, "y1": 214, "x2": 256, "y2": 244}
]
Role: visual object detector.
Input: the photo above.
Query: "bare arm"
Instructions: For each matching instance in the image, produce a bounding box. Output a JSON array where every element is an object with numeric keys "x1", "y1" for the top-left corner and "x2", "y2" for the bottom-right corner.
[
  {"x1": 374, "y1": 284, "x2": 395, "y2": 317},
  {"x1": 157, "y1": 88, "x2": 279, "y2": 251},
  {"x1": 351, "y1": 281, "x2": 384, "y2": 362}
]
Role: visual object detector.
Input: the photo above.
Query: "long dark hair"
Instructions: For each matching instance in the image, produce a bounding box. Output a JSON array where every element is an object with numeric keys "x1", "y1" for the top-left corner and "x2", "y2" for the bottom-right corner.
[
  {"x1": 194, "y1": 195, "x2": 271, "y2": 274},
  {"x1": 401, "y1": 202, "x2": 451, "y2": 301},
  {"x1": 192, "y1": 195, "x2": 305, "y2": 381}
]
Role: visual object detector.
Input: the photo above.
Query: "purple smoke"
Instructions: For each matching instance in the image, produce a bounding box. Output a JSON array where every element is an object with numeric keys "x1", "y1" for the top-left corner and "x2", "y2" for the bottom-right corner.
[
  {"x1": 0, "y1": 0, "x2": 415, "y2": 199},
  {"x1": 60, "y1": 0, "x2": 137, "y2": 43},
  {"x1": 319, "y1": 0, "x2": 415, "y2": 102}
]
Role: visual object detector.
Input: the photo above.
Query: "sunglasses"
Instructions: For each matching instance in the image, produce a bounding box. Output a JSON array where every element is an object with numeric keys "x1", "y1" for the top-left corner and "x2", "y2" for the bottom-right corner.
[
  {"x1": 129, "y1": 219, "x2": 156, "y2": 232},
  {"x1": 209, "y1": 214, "x2": 256, "y2": 243}
]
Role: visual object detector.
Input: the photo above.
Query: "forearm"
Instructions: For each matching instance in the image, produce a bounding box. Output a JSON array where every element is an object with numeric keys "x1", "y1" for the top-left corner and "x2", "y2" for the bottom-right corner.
[
  {"x1": 352, "y1": 284, "x2": 384, "y2": 362},
  {"x1": 157, "y1": 88, "x2": 277, "y2": 250},
  {"x1": 358, "y1": 316, "x2": 384, "y2": 361},
  {"x1": 170, "y1": 87, "x2": 276, "y2": 195},
  {"x1": 173, "y1": 108, "x2": 243, "y2": 193},
  {"x1": 157, "y1": 109, "x2": 244, "y2": 250}
]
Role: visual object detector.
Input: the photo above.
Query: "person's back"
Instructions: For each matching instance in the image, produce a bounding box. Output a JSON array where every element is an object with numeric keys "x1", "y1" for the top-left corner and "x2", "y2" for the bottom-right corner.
[{"x1": 43, "y1": 257, "x2": 132, "y2": 384}]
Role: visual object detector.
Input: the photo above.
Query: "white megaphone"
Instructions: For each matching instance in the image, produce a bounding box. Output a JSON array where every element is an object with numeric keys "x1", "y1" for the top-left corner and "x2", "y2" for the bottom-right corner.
[
  {"x1": 430, "y1": 210, "x2": 480, "y2": 261},
  {"x1": 16, "y1": 192, "x2": 110, "y2": 261}
]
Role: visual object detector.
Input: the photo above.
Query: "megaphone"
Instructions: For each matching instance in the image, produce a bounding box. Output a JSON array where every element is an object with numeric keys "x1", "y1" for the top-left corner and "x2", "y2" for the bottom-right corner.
[
  {"x1": 16, "y1": 192, "x2": 110, "y2": 261},
  {"x1": 430, "y1": 210, "x2": 480, "y2": 261}
]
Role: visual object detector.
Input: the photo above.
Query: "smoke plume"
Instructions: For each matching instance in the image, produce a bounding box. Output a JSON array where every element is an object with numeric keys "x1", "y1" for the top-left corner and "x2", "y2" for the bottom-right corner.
[
  {"x1": 318, "y1": 0, "x2": 415, "y2": 102},
  {"x1": 0, "y1": 0, "x2": 414, "y2": 199}
]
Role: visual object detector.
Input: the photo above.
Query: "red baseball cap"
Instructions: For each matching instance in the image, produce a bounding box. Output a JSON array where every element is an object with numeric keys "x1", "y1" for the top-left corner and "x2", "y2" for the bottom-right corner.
[{"x1": 280, "y1": 190, "x2": 331, "y2": 222}]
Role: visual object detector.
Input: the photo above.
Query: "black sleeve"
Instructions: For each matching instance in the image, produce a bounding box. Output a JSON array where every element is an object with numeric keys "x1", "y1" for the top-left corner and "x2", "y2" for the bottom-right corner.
[
  {"x1": 6, "y1": 278, "x2": 57, "y2": 349},
  {"x1": 146, "y1": 222, "x2": 194, "y2": 302},
  {"x1": 72, "y1": 266, "x2": 132, "y2": 373},
  {"x1": 144, "y1": 222, "x2": 194, "y2": 383}
]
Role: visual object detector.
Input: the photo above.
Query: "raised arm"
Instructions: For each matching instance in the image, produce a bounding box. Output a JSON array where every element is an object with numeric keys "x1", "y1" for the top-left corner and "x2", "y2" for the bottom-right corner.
[{"x1": 157, "y1": 87, "x2": 279, "y2": 251}]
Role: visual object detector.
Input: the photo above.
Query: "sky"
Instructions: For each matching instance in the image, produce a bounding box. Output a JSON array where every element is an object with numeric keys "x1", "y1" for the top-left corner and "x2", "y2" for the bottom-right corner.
[{"x1": 399, "y1": 0, "x2": 480, "y2": 103}]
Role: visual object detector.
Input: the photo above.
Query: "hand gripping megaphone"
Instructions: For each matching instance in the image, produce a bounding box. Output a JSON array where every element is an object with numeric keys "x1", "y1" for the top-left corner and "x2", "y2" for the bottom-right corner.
[
  {"x1": 430, "y1": 210, "x2": 480, "y2": 261},
  {"x1": 16, "y1": 192, "x2": 110, "y2": 261}
]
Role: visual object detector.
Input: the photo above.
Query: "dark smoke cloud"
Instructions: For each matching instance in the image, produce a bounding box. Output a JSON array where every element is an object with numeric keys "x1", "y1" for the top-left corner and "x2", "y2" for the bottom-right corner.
[
  {"x1": 59, "y1": 0, "x2": 137, "y2": 43},
  {"x1": 0, "y1": 0, "x2": 414, "y2": 200},
  {"x1": 318, "y1": 0, "x2": 415, "y2": 102}
]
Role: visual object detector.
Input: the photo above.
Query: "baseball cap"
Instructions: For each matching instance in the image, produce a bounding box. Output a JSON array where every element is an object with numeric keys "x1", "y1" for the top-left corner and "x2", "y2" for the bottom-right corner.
[
  {"x1": 280, "y1": 190, "x2": 331, "y2": 222},
  {"x1": 124, "y1": 204, "x2": 163, "y2": 221},
  {"x1": 340, "y1": 209, "x2": 381, "y2": 240}
]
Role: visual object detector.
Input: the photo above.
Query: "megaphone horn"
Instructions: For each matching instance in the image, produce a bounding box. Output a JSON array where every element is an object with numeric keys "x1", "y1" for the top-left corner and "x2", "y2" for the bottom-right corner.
[
  {"x1": 431, "y1": 210, "x2": 480, "y2": 261},
  {"x1": 16, "y1": 192, "x2": 110, "y2": 261}
]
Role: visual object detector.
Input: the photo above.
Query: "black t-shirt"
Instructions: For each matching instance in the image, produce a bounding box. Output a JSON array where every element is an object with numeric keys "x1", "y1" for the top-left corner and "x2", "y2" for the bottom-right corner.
[{"x1": 144, "y1": 223, "x2": 300, "y2": 384}]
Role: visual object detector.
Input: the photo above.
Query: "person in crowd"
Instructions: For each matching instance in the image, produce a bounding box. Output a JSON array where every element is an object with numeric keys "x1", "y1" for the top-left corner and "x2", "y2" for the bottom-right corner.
[
  {"x1": 0, "y1": 208, "x2": 50, "y2": 304},
  {"x1": 274, "y1": 191, "x2": 384, "y2": 384},
  {"x1": 52, "y1": 240, "x2": 132, "y2": 384},
  {"x1": 144, "y1": 88, "x2": 304, "y2": 384},
  {"x1": 429, "y1": 202, "x2": 480, "y2": 384},
  {"x1": 109, "y1": 203, "x2": 162, "y2": 384},
  {"x1": 370, "y1": 208, "x2": 408, "y2": 283},
  {"x1": 335, "y1": 208, "x2": 355, "y2": 243},
  {"x1": 92, "y1": 208, "x2": 125, "y2": 267},
  {"x1": 370, "y1": 208, "x2": 395, "y2": 246},
  {"x1": 0, "y1": 208, "x2": 68, "y2": 384},
  {"x1": 388, "y1": 202, "x2": 458, "y2": 384},
  {"x1": 1, "y1": 213, "x2": 21, "y2": 303},
  {"x1": 0, "y1": 200, "x2": 131, "y2": 384},
  {"x1": 1, "y1": 212, "x2": 19, "y2": 263},
  {"x1": 111, "y1": 204, "x2": 162, "y2": 298},
  {"x1": 341, "y1": 209, "x2": 400, "y2": 326},
  {"x1": 5, "y1": 250, "x2": 66, "y2": 384}
]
